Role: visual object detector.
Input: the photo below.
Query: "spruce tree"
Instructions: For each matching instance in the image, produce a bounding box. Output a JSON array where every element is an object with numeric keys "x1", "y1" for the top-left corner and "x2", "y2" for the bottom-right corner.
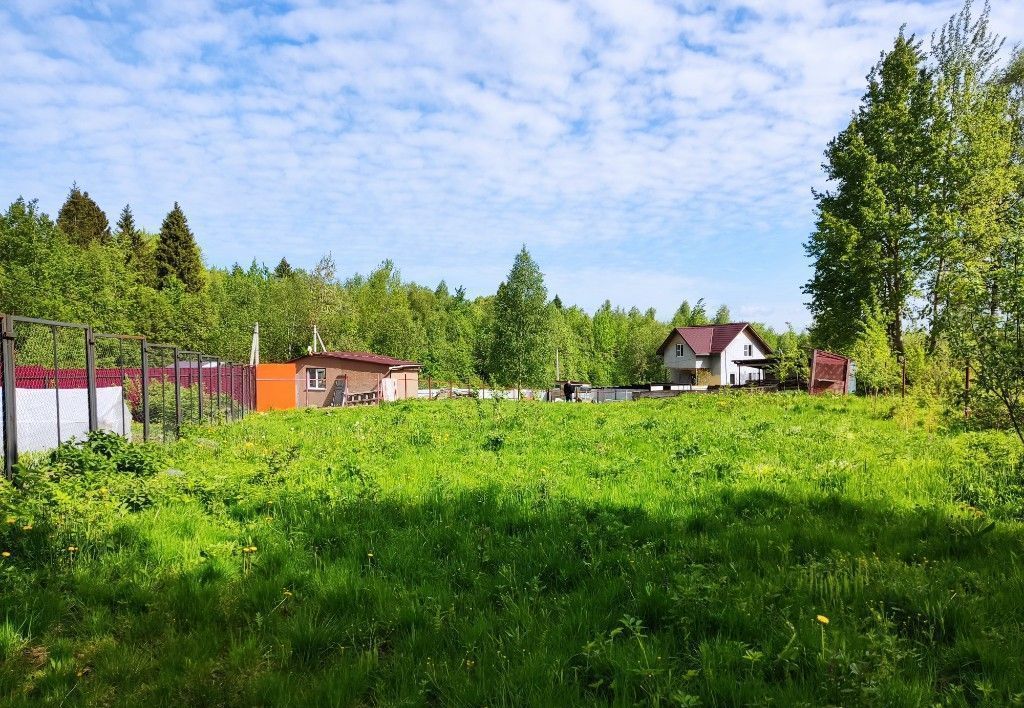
[
  {"x1": 115, "y1": 204, "x2": 149, "y2": 278},
  {"x1": 155, "y1": 202, "x2": 204, "y2": 292},
  {"x1": 273, "y1": 257, "x2": 294, "y2": 278},
  {"x1": 115, "y1": 204, "x2": 136, "y2": 246},
  {"x1": 488, "y1": 247, "x2": 550, "y2": 388},
  {"x1": 57, "y1": 183, "x2": 111, "y2": 247}
]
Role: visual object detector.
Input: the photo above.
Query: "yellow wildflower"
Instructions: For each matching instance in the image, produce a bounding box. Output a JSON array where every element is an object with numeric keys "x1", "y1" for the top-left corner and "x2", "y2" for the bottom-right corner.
[
  {"x1": 5, "y1": 517, "x2": 15, "y2": 525},
  {"x1": 816, "y1": 615, "x2": 829, "y2": 625},
  {"x1": 1, "y1": 551, "x2": 10, "y2": 558}
]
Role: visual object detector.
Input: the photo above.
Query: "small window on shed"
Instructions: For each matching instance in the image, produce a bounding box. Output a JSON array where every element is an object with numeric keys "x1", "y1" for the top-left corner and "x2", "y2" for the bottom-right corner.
[
  {"x1": 307, "y1": 367, "x2": 327, "y2": 390},
  {"x1": 675, "y1": 343, "x2": 685, "y2": 357},
  {"x1": 743, "y1": 344, "x2": 753, "y2": 356}
]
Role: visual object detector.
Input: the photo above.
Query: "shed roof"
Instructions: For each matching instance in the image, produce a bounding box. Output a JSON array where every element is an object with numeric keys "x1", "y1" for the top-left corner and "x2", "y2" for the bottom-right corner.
[
  {"x1": 290, "y1": 351, "x2": 421, "y2": 368},
  {"x1": 656, "y1": 323, "x2": 773, "y2": 356}
]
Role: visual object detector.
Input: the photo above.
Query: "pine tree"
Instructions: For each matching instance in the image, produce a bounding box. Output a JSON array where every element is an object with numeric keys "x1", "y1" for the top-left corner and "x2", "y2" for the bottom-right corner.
[
  {"x1": 155, "y1": 202, "x2": 204, "y2": 292},
  {"x1": 273, "y1": 257, "x2": 294, "y2": 278},
  {"x1": 57, "y1": 183, "x2": 111, "y2": 247},
  {"x1": 713, "y1": 305, "x2": 731, "y2": 324},
  {"x1": 488, "y1": 247, "x2": 550, "y2": 388}
]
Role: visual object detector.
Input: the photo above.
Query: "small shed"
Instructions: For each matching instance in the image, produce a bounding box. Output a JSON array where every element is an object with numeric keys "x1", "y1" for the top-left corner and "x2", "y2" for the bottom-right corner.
[{"x1": 290, "y1": 351, "x2": 421, "y2": 408}]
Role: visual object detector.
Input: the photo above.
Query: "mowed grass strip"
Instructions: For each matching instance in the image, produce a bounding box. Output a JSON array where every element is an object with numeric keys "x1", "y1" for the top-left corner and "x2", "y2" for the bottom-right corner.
[{"x1": 1, "y1": 393, "x2": 1023, "y2": 706}]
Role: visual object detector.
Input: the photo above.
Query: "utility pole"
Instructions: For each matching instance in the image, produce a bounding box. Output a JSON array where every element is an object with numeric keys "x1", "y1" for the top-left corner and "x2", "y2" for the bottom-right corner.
[{"x1": 249, "y1": 322, "x2": 260, "y2": 366}]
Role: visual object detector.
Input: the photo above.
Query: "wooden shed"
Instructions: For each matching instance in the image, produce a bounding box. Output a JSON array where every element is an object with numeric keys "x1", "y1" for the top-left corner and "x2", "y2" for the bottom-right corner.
[{"x1": 290, "y1": 351, "x2": 421, "y2": 408}]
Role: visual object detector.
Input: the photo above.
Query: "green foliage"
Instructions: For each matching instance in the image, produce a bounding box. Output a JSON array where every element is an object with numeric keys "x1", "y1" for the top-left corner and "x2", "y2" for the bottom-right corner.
[
  {"x1": 1, "y1": 397, "x2": 1023, "y2": 704},
  {"x1": 671, "y1": 298, "x2": 710, "y2": 327},
  {"x1": 49, "y1": 430, "x2": 163, "y2": 478},
  {"x1": 273, "y1": 257, "x2": 293, "y2": 278},
  {"x1": 56, "y1": 184, "x2": 110, "y2": 247},
  {"x1": 804, "y1": 2, "x2": 1024, "y2": 441},
  {"x1": 155, "y1": 202, "x2": 204, "y2": 293},
  {"x1": 773, "y1": 324, "x2": 810, "y2": 384},
  {"x1": 2, "y1": 193, "x2": 766, "y2": 388},
  {"x1": 488, "y1": 247, "x2": 551, "y2": 387},
  {"x1": 805, "y1": 32, "x2": 936, "y2": 354},
  {"x1": 849, "y1": 305, "x2": 902, "y2": 394}
]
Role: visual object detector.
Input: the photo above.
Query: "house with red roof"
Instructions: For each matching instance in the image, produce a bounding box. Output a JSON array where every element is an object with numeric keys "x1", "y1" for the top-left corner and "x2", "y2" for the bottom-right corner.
[{"x1": 656, "y1": 323, "x2": 773, "y2": 387}]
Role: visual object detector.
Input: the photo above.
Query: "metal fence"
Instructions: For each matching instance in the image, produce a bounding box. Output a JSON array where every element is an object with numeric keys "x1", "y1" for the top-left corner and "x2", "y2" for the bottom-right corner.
[{"x1": 1, "y1": 314, "x2": 255, "y2": 479}]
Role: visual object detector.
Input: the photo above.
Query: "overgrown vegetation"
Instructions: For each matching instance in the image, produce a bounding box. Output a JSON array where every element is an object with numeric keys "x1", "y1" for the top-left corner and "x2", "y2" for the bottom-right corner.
[
  {"x1": 805, "y1": 1, "x2": 1024, "y2": 432},
  {"x1": 1, "y1": 396, "x2": 1023, "y2": 705}
]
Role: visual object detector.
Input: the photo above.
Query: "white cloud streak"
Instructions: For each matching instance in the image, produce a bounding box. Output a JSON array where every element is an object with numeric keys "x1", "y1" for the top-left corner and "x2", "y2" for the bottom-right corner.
[{"x1": 1, "y1": 0, "x2": 1021, "y2": 327}]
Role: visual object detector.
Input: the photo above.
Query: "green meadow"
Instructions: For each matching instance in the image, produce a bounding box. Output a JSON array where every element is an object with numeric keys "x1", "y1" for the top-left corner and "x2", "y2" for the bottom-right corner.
[{"x1": 2, "y1": 394, "x2": 1024, "y2": 706}]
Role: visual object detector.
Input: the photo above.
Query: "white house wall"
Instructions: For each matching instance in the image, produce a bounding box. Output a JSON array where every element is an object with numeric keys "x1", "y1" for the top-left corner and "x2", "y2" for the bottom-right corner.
[
  {"x1": 721, "y1": 328, "x2": 770, "y2": 385},
  {"x1": 662, "y1": 334, "x2": 712, "y2": 370}
]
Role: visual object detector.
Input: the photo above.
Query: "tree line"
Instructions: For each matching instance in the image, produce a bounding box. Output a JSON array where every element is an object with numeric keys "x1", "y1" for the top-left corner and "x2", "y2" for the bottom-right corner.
[
  {"x1": 805, "y1": 1, "x2": 1024, "y2": 438},
  {"x1": 0, "y1": 192, "x2": 801, "y2": 388}
]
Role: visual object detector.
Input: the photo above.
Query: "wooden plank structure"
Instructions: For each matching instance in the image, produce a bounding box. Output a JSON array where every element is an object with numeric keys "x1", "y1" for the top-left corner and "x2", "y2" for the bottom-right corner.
[{"x1": 808, "y1": 349, "x2": 851, "y2": 395}]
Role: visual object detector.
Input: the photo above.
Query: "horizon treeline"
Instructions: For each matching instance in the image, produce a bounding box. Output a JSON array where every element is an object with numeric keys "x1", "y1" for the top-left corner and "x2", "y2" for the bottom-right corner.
[{"x1": 0, "y1": 192, "x2": 801, "y2": 388}]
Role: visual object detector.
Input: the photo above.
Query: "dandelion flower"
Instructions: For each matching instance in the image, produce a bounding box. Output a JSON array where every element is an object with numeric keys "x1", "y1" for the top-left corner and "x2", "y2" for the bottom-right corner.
[
  {"x1": 1, "y1": 551, "x2": 10, "y2": 558},
  {"x1": 21, "y1": 524, "x2": 32, "y2": 531},
  {"x1": 5, "y1": 517, "x2": 15, "y2": 525},
  {"x1": 816, "y1": 614, "x2": 829, "y2": 625},
  {"x1": 68, "y1": 546, "x2": 78, "y2": 553}
]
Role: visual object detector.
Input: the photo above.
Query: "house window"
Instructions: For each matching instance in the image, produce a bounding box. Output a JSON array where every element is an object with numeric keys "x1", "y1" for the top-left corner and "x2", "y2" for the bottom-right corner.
[
  {"x1": 675, "y1": 343, "x2": 685, "y2": 357},
  {"x1": 307, "y1": 367, "x2": 327, "y2": 390},
  {"x1": 743, "y1": 344, "x2": 753, "y2": 356},
  {"x1": 730, "y1": 373, "x2": 736, "y2": 385}
]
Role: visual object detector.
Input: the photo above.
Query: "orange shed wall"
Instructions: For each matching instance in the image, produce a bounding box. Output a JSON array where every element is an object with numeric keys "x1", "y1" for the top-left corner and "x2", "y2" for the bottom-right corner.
[{"x1": 256, "y1": 363, "x2": 299, "y2": 411}]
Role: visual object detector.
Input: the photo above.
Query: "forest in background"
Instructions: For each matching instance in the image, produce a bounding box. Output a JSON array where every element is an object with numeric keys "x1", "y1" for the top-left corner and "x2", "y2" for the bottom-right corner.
[{"x1": 0, "y1": 193, "x2": 803, "y2": 388}]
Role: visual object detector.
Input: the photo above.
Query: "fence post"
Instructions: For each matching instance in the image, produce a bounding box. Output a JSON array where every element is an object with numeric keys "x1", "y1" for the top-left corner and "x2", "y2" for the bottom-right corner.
[
  {"x1": 197, "y1": 354, "x2": 204, "y2": 423},
  {"x1": 141, "y1": 340, "x2": 150, "y2": 442},
  {"x1": 173, "y1": 347, "x2": 182, "y2": 437},
  {"x1": 228, "y1": 364, "x2": 235, "y2": 421},
  {"x1": 216, "y1": 359, "x2": 222, "y2": 420},
  {"x1": 1, "y1": 316, "x2": 17, "y2": 480},
  {"x1": 85, "y1": 326, "x2": 98, "y2": 432}
]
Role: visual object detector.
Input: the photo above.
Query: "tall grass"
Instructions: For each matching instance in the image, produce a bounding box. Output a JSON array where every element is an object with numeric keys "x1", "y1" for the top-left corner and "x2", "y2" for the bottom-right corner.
[{"x1": 1, "y1": 393, "x2": 1022, "y2": 705}]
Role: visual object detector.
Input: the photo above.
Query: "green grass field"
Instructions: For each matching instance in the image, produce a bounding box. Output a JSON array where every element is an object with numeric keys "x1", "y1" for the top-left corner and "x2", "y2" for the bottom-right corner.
[{"x1": 2, "y1": 394, "x2": 1024, "y2": 706}]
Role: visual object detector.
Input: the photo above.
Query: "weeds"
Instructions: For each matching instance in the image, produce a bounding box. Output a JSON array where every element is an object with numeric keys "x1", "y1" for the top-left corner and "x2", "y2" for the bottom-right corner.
[{"x1": 0, "y1": 395, "x2": 1022, "y2": 705}]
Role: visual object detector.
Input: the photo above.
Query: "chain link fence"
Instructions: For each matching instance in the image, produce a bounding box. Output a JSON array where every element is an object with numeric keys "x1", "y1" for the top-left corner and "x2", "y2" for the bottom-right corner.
[{"x1": 1, "y1": 314, "x2": 255, "y2": 479}]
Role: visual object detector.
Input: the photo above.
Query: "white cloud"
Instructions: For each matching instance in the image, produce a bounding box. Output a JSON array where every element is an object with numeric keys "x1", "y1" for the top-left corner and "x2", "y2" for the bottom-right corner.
[{"x1": 1, "y1": 0, "x2": 1019, "y2": 328}]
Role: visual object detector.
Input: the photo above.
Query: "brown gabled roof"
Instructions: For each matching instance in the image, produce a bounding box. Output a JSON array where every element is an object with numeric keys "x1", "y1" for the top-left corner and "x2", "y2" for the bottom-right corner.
[
  {"x1": 290, "y1": 351, "x2": 421, "y2": 368},
  {"x1": 656, "y1": 323, "x2": 773, "y2": 356}
]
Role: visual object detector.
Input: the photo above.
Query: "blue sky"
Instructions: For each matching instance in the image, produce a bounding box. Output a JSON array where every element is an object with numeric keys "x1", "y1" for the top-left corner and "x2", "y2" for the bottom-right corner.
[{"x1": 2, "y1": 0, "x2": 1021, "y2": 328}]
